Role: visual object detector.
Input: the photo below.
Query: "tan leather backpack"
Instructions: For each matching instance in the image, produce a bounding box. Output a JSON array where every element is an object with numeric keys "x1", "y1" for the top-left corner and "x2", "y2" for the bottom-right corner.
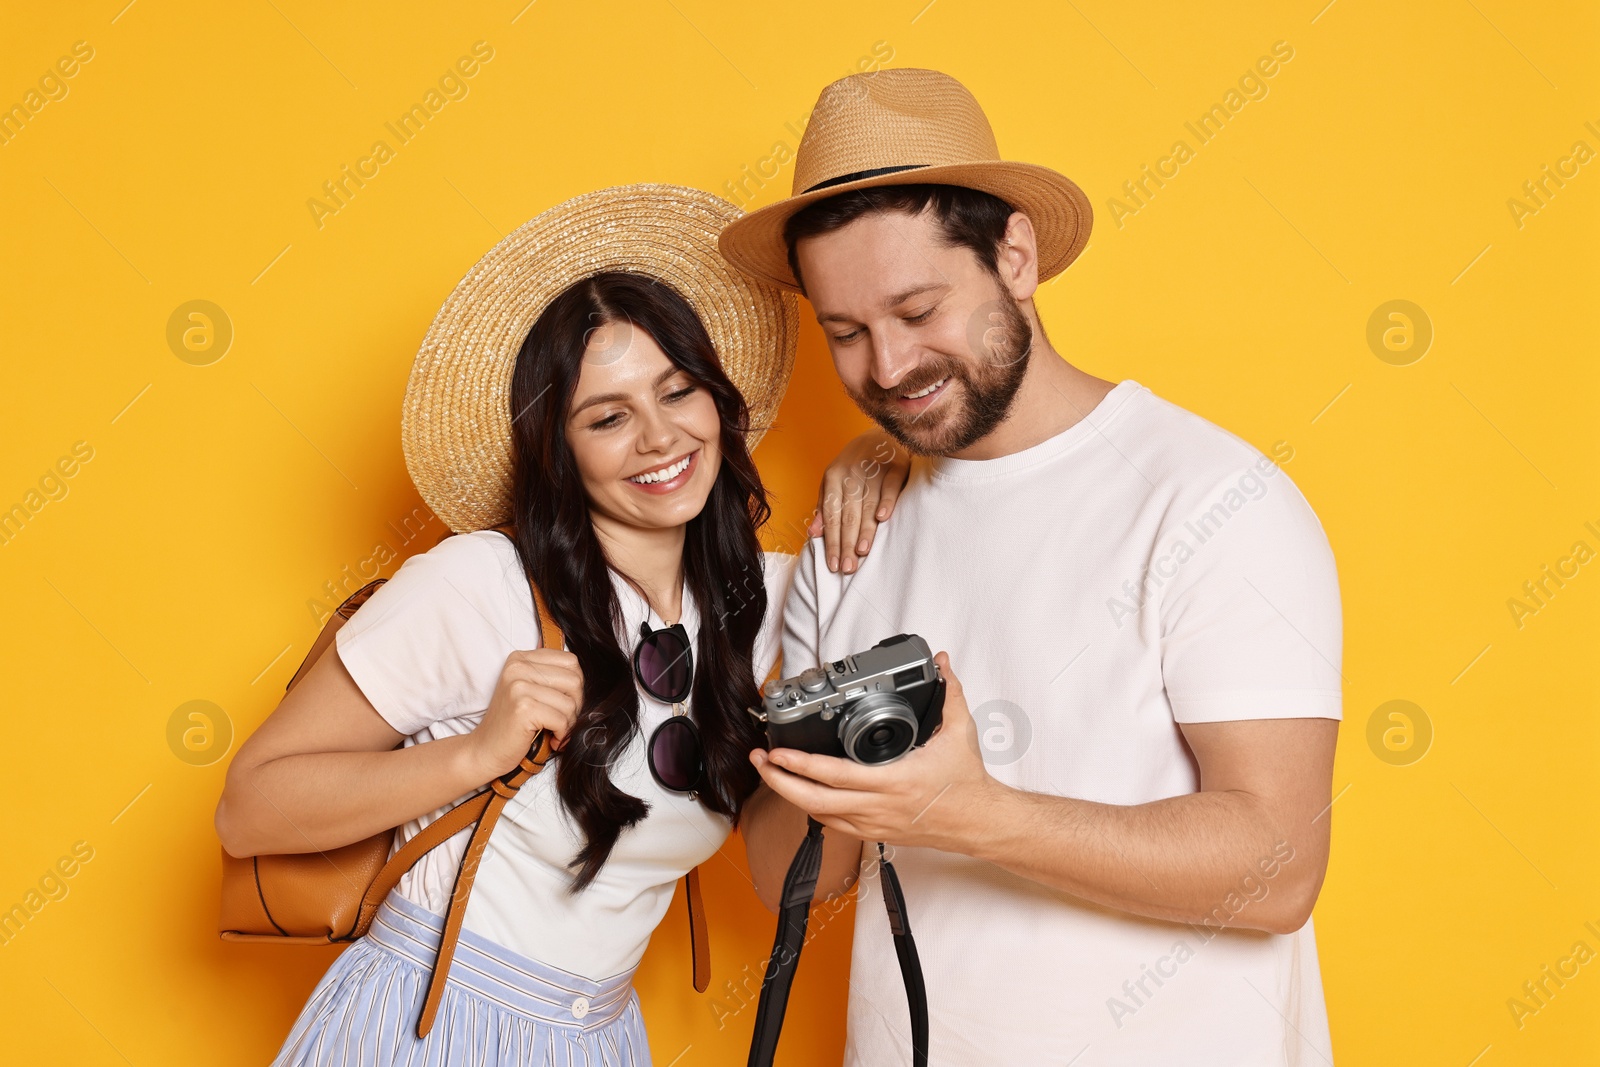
[{"x1": 218, "y1": 530, "x2": 709, "y2": 1038}]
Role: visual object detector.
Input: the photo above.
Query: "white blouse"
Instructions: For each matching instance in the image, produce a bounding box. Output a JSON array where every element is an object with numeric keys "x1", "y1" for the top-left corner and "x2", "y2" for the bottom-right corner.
[{"x1": 334, "y1": 528, "x2": 795, "y2": 980}]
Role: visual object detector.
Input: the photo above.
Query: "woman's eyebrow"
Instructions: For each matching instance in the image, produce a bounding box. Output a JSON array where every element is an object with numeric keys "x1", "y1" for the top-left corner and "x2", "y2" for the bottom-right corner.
[{"x1": 571, "y1": 366, "x2": 682, "y2": 414}]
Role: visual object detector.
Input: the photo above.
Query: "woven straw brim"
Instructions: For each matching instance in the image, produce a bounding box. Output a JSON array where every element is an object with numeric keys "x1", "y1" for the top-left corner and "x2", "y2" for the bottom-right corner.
[
  {"x1": 402, "y1": 183, "x2": 799, "y2": 534},
  {"x1": 717, "y1": 161, "x2": 1093, "y2": 295}
]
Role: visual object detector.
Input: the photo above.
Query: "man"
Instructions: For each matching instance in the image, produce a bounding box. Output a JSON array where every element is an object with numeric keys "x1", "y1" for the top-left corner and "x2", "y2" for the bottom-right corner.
[{"x1": 720, "y1": 68, "x2": 1343, "y2": 1066}]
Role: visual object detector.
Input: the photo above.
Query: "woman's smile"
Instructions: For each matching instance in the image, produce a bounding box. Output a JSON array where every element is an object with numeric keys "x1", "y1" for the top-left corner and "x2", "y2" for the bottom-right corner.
[{"x1": 625, "y1": 449, "x2": 699, "y2": 494}]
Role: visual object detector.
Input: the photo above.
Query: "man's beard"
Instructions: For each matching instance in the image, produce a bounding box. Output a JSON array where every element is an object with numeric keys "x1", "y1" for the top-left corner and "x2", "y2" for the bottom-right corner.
[{"x1": 848, "y1": 296, "x2": 1033, "y2": 456}]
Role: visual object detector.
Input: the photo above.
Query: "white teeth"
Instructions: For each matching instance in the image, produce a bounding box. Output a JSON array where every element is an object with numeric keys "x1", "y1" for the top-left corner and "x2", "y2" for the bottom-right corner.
[
  {"x1": 628, "y1": 454, "x2": 692, "y2": 485},
  {"x1": 901, "y1": 377, "x2": 947, "y2": 400}
]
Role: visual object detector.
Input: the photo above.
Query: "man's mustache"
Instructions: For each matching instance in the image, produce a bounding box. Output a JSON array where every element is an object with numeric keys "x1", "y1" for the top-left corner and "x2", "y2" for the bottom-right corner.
[{"x1": 861, "y1": 359, "x2": 962, "y2": 404}]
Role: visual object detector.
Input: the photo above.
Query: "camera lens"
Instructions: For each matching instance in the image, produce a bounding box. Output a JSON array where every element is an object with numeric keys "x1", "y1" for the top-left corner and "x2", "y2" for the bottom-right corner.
[{"x1": 838, "y1": 693, "x2": 918, "y2": 765}]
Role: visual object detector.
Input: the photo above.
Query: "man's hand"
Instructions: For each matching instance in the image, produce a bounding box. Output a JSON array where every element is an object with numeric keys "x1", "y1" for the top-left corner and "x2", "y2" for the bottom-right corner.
[
  {"x1": 750, "y1": 651, "x2": 997, "y2": 852},
  {"x1": 748, "y1": 649, "x2": 1339, "y2": 935}
]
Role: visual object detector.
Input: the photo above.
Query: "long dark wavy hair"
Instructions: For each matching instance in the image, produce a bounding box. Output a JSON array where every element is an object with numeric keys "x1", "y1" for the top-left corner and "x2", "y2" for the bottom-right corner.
[{"x1": 505, "y1": 271, "x2": 770, "y2": 891}]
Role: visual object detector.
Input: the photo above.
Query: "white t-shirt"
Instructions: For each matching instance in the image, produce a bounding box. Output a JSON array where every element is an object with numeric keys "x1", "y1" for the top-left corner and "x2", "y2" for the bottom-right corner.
[
  {"x1": 782, "y1": 380, "x2": 1343, "y2": 1066},
  {"x1": 335, "y1": 528, "x2": 793, "y2": 980}
]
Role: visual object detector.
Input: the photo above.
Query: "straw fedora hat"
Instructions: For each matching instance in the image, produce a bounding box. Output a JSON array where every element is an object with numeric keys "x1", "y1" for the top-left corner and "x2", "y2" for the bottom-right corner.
[
  {"x1": 718, "y1": 68, "x2": 1093, "y2": 294},
  {"x1": 402, "y1": 183, "x2": 799, "y2": 535}
]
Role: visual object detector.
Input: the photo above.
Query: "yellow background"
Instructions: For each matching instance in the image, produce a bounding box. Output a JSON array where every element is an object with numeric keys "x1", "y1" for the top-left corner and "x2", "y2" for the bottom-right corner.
[{"x1": 1, "y1": 1, "x2": 1596, "y2": 1063}]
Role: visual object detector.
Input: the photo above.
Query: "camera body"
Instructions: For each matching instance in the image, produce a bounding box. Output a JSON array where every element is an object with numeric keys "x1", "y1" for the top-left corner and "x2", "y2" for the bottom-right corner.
[{"x1": 752, "y1": 634, "x2": 944, "y2": 765}]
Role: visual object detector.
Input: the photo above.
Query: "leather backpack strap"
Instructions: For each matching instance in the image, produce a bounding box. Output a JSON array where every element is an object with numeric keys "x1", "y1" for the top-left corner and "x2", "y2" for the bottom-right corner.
[
  {"x1": 417, "y1": 735, "x2": 554, "y2": 1037},
  {"x1": 685, "y1": 865, "x2": 710, "y2": 992},
  {"x1": 686, "y1": 654, "x2": 781, "y2": 994},
  {"x1": 415, "y1": 524, "x2": 567, "y2": 1038},
  {"x1": 350, "y1": 790, "x2": 493, "y2": 938},
  {"x1": 286, "y1": 579, "x2": 386, "y2": 693}
]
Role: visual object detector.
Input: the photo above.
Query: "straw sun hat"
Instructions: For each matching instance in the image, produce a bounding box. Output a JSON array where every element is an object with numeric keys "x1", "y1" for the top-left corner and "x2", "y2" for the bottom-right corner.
[
  {"x1": 718, "y1": 68, "x2": 1094, "y2": 294},
  {"x1": 402, "y1": 183, "x2": 799, "y2": 535}
]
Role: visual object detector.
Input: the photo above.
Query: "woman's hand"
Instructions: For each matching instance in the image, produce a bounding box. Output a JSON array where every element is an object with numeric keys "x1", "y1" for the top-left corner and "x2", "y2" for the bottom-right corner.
[
  {"x1": 807, "y1": 430, "x2": 910, "y2": 573},
  {"x1": 468, "y1": 648, "x2": 585, "y2": 778}
]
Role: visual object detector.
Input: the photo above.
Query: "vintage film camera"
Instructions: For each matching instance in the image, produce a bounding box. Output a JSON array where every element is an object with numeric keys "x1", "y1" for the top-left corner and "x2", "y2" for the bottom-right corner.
[{"x1": 752, "y1": 633, "x2": 944, "y2": 764}]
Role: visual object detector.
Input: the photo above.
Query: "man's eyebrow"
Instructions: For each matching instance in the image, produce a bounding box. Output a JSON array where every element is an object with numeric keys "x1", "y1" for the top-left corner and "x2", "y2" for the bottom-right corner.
[
  {"x1": 885, "y1": 282, "x2": 949, "y2": 307},
  {"x1": 571, "y1": 365, "x2": 682, "y2": 414},
  {"x1": 814, "y1": 282, "x2": 950, "y2": 325}
]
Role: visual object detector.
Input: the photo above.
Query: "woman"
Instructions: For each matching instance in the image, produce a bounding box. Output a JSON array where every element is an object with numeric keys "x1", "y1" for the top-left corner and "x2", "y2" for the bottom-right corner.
[{"x1": 214, "y1": 185, "x2": 907, "y2": 1065}]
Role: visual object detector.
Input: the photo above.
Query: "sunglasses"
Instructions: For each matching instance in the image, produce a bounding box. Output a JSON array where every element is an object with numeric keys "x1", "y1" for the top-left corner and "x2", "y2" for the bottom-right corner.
[{"x1": 634, "y1": 620, "x2": 704, "y2": 795}]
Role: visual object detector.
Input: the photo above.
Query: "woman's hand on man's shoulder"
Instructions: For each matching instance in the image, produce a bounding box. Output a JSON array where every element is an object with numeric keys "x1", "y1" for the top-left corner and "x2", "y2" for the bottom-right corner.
[{"x1": 808, "y1": 430, "x2": 910, "y2": 574}]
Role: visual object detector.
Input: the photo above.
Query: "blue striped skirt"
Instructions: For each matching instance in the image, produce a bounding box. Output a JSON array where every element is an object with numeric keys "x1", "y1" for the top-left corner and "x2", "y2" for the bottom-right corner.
[{"x1": 271, "y1": 891, "x2": 652, "y2": 1066}]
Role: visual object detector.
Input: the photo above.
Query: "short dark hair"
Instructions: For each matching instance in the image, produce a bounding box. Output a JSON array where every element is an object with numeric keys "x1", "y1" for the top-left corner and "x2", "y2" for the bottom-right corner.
[{"x1": 782, "y1": 184, "x2": 1016, "y2": 293}]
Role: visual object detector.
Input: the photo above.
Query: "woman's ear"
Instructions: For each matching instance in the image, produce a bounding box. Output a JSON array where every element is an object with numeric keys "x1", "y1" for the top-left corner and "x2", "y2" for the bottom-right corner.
[{"x1": 996, "y1": 212, "x2": 1040, "y2": 302}]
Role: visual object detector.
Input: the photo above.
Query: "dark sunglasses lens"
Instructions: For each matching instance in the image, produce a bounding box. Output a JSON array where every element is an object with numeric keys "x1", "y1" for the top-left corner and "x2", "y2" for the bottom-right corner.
[
  {"x1": 637, "y1": 630, "x2": 692, "y2": 700},
  {"x1": 651, "y1": 718, "x2": 702, "y2": 792}
]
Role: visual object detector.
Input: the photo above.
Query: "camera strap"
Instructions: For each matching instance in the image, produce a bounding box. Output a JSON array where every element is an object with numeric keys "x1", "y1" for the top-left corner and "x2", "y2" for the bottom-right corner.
[{"x1": 746, "y1": 817, "x2": 929, "y2": 1067}]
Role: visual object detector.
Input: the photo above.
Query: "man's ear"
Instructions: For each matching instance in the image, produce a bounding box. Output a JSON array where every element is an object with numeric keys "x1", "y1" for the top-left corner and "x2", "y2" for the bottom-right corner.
[{"x1": 996, "y1": 211, "x2": 1040, "y2": 302}]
